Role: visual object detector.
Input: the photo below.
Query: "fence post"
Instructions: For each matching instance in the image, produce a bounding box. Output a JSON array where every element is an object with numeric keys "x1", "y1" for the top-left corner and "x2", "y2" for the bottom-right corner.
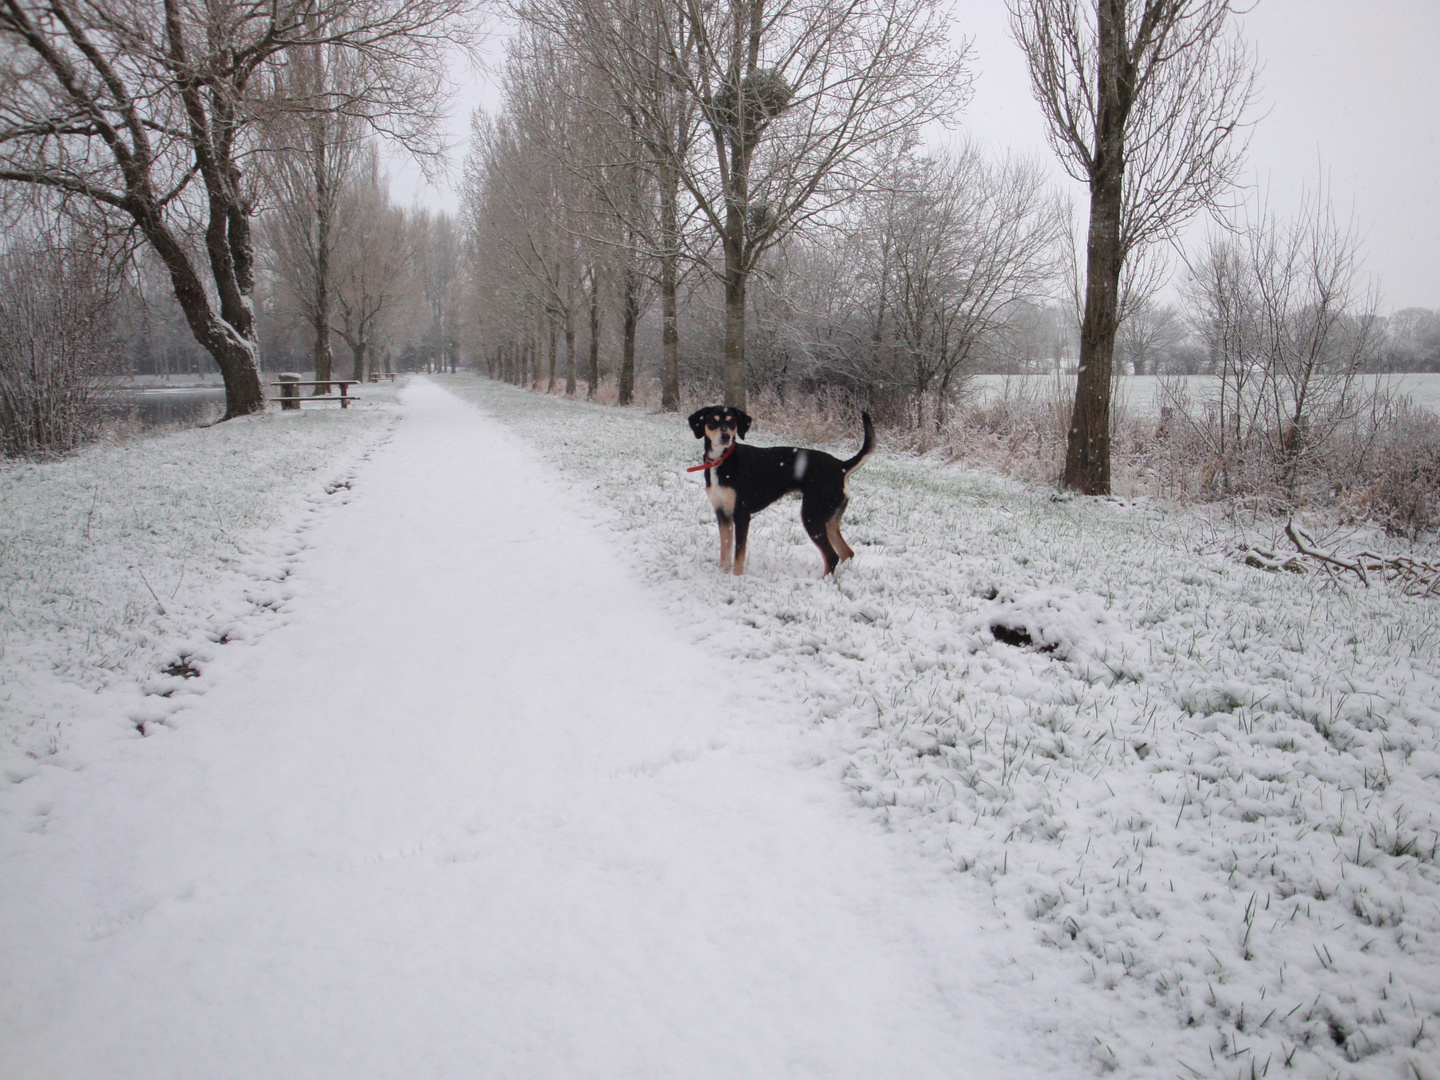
[{"x1": 279, "y1": 372, "x2": 301, "y2": 411}]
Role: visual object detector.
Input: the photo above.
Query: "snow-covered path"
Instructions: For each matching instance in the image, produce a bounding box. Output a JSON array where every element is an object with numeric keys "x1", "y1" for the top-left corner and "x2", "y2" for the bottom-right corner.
[{"x1": 2, "y1": 381, "x2": 1067, "y2": 1079}]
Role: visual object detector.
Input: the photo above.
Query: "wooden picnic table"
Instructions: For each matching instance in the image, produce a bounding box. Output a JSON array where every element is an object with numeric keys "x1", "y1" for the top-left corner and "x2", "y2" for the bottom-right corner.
[{"x1": 270, "y1": 376, "x2": 361, "y2": 409}]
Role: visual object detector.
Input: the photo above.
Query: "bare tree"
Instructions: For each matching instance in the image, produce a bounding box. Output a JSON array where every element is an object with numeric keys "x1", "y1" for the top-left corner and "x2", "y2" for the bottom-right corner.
[
  {"x1": 1179, "y1": 190, "x2": 1383, "y2": 501},
  {"x1": 1116, "y1": 299, "x2": 1184, "y2": 374},
  {"x1": 332, "y1": 147, "x2": 415, "y2": 381},
  {"x1": 415, "y1": 208, "x2": 462, "y2": 373},
  {"x1": 261, "y1": 38, "x2": 365, "y2": 392},
  {"x1": 0, "y1": 0, "x2": 472, "y2": 419},
  {"x1": 1009, "y1": 0, "x2": 1256, "y2": 493},
  {"x1": 1382, "y1": 308, "x2": 1440, "y2": 373},
  {"x1": 879, "y1": 145, "x2": 1066, "y2": 429},
  {"x1": 672, "y1": 0, "x2": 969, "y2": 409}
]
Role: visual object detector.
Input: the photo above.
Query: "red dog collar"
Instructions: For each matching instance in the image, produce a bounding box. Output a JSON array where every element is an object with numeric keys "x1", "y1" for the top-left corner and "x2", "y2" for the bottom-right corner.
[{"x1": 687, "y1": 445, "x2": 735, "y2": 472}]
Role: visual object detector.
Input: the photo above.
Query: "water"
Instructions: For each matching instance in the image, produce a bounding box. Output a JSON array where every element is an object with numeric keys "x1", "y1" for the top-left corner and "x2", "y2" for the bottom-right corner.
[
  {"x1": 966, "y1": 373, "x2": 1440, "y2": 417},
  {"x1": 109, "y1": 386, "x2": 227, "y2": 426}
]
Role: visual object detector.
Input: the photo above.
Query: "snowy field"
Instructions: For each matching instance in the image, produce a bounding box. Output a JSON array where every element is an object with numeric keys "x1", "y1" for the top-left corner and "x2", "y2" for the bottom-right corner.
[
  {"x1": 3, "y1": 374, "x2": 1437, "y2": 1079},
  {"x1": 968, "y1": 373, "x2": 1440, "y2": 418},
  {"x1": 1, "y1": 387, "x2": 401, "y2": 768},
  {"x1": 2, "y1": 381, "x2": 1088, "y2": 1080},
  {"x1": 439, "y1": 374, "x2": 1440, "y2": 1080}
]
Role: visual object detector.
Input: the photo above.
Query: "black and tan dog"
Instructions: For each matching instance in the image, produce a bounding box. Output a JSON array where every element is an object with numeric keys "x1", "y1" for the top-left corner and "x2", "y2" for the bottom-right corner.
[{"x1": 687, "y1": 406, "x2": 874, "y2": 576}]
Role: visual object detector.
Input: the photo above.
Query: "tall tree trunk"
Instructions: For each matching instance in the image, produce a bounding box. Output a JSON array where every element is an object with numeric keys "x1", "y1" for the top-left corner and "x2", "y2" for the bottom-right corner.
[
  {"x1": 1065, "y1": 172, "x2": 1123, "y2": 495},
  {"x1": 349, "y1": 338, "x2": 366, "y2": 382},
  {"x1": 311, "y1": 117, "x2": 334, "y2": 394},
  {"x1": 659, "y1": 163, "x2": 681, "y2": 411},
  {"x1": 564, "y1": 305, "x2": 577, "y2": 396},
  {"x1": 619, "y1": 263, "x2": 639, "y2": 406},
  {"x1": 547, "y1": 315, "x2": 557, "y2": 393},
  {"x1": 722, "y1": 194, "x2": 748, "y2": 410},
  {"x1": 587, "y1": 269, "x2": 600, "y2": 400},
  {"x1": 1062, "y1": 0, "x2": 1130, "y2": 496},
  {"x1": 718, "y1": 1, "x2": 765, "y2": 410},
  {"x1": 145, "y1": 204, "x2": 264, "y2": 418}
]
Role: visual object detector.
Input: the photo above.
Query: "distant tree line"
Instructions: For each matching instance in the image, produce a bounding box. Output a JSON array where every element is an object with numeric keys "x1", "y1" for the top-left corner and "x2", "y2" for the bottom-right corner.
[{"x1": 3, "y1": 0, "x2": 1437, "y2": 532}]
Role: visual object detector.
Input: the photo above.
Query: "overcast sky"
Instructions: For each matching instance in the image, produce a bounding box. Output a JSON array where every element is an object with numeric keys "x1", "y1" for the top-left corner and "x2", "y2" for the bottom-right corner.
[{"x1": 406, "y1": 1, "x2": 1440, "y2": 311}]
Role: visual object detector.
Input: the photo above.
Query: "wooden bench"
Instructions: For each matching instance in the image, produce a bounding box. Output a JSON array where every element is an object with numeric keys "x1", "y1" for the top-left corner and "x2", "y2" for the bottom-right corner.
[{"x1": 270, "y1": 377, "x2": 360, "y2": 409}]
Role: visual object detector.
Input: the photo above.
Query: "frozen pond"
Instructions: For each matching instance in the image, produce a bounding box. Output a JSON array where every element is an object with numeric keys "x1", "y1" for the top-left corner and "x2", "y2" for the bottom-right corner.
[
  {"x1": 966, "y1": 372, "x2": 1440, "y2": 416},
  {"x1": 109, "y1": 385, "x2": 226, "y2": 426}
]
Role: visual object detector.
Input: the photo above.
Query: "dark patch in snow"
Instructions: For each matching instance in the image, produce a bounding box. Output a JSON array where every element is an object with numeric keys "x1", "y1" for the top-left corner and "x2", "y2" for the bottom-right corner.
[
  {"x1": 990, "y1": 623, "x2": 1030, "y2": 647},
  {"x1": 1328, "y1": 1016, "x2": 1348, "y2": 1048},
  {"x1": 990, "y1": 623, "x2": 1058, "y2": 654},
  {"x1": 162, "y1": 658, "x2": 200, "y2": 680}
]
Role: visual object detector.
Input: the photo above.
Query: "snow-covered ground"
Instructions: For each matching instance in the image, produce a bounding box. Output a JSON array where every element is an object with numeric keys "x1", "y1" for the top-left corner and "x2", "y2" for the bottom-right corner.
[
  {"x1": 1, "y1": 380, "x2": 1089, "y2": 1079},
  {"x1": 437, "y1": 374, "x2": 1440, "y2": 1080},
  {"x1": 3, "y1": 375, "x2": 1437, "y2": 1079},
  {"x1": 1, "y1": 389, "x2": 401, "y2": 768}
]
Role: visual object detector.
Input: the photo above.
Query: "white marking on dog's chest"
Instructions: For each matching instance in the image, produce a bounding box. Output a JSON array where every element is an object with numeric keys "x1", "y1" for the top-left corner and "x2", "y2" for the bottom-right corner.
[
  {"x1": 707, "y1": 483, "x2": 737, "y2": 514},
  {"x1": 793, "y1": 450, "x2": 808, "y2": 480}
]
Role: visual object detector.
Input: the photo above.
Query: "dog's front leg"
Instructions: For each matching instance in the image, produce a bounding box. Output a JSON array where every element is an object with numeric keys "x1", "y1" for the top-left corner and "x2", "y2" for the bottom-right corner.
[
  {"x1": 716, "y1": 509, "x2": 735, "y2": 570},
  {"x1": 732, "y1": 510, "x2": 751, "y2": 575}
]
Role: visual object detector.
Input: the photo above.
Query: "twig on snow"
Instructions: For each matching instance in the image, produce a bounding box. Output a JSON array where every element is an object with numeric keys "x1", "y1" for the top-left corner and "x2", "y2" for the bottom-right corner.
[{"x1": 1243, "y1": 517, "x2": 1440, "y2": 596}]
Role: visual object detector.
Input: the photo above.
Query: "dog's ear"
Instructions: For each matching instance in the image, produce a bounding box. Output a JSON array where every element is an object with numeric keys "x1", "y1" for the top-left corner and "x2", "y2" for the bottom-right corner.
[
  {"x1": 735, "y1": 409, "x2": 753, "y2": 439},
  {"x1": 687, "y1": 408, "x2": 710, "y2": 438}
]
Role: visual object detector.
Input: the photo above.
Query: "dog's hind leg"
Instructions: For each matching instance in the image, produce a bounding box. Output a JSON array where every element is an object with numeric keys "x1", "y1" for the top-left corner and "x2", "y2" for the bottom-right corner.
[
  {"x1": 732, "y1": 510, "x2": 751, "y2": 575},
  {"x1": 716, "y1": 509, "x2": 735, "y2": 570},
  {"x1": 801, "y1": 498, "x2": 841, "y2": 576},
  {"x1": 826, "y1": 497, "x2": 854, "y2": 563}
]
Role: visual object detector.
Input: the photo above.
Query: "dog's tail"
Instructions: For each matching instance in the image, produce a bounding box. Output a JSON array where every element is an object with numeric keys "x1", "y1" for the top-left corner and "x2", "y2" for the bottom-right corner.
[{"x1": 841, "y1": 411, "x2": 875, "y2": 475}]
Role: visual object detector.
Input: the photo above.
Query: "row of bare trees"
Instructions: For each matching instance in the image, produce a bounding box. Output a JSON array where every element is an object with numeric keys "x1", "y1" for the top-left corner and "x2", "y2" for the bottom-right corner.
[
  {"x1": 463, "y1": 1, "x2": 1078, "y2": 425},
  {"x1": 0, "y1": 172, "x2": 464, "y2": 453},
  {"x1": 464, "y1": 0, "x2": 971, "y2": 413},
  {"x1": 0, "y1": 0, "x2": 475, "y2": 422},
  {"x1": 462, "y1": 0, "x2": 1267, "y2": 498}
]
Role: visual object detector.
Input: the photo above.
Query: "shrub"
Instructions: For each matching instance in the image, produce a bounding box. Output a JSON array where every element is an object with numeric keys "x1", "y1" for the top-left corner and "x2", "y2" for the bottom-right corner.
[
  {"x1": 0, "y1": 230, "x2": 116, "y2": 458},
  {"x1": 1361, "y1": 398, "x2": 1440, "y2": 538}
]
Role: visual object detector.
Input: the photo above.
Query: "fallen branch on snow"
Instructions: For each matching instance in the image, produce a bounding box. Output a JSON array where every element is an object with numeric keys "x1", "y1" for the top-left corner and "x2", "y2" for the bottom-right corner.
[{"x1": 1242, "y1": 519, "x2": 1440, "y2": 597}]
